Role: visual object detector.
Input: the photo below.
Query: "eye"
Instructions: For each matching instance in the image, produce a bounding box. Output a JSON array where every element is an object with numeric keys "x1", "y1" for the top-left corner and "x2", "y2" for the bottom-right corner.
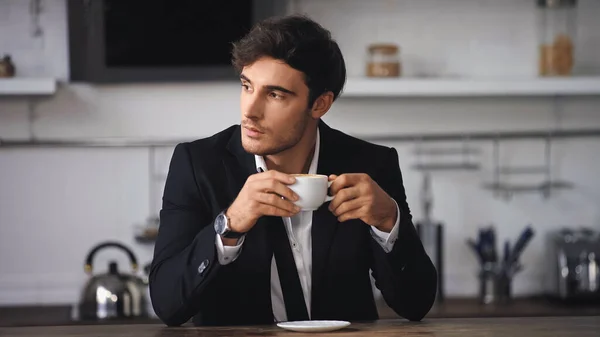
[
  {"x1": 269, "y1": 92, "x2": 284, "y2": 100},
  {"x1": 241, "y1": 83, "x2": 252, "y2": 92}
]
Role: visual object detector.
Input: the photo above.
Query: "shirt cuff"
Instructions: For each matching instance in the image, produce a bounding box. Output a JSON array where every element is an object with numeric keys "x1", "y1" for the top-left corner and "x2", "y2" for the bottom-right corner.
[
  {"x1": 370, "y1": 198, "x2": 401, "y2": 253},
  {"x1": 215, "y1": 234, "x2": 244, "y2": 265}
]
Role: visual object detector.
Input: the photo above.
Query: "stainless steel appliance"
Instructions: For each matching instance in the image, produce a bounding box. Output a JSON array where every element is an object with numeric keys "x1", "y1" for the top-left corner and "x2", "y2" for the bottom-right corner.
[
  {"x1": 415, "y1": 173, "x2": 444, "y2": 302},
  {"x1": 544, "y1": 228, "x2": 600, "y2": 302},
  {"x1": 78, "y1": 242, "x2": 149, "y2": 320}
]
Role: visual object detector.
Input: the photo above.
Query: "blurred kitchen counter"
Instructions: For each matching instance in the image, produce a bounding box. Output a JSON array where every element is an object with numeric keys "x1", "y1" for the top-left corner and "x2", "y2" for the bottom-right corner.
[
  {"x1": 0, "y1": 306, "x2": 161, "y2": 327},
  {"x1": 379, "y1": 297, "x2": 600, "y2": 319},
  {"x1": 2, "y1": 297, "x2": 600, "y2": 327}
]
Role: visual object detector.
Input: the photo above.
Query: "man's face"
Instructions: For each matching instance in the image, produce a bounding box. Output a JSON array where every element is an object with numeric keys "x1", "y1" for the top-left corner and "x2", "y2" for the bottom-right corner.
[{"x1": 239, "y1": 57, "x2": 312, "y2": 156}]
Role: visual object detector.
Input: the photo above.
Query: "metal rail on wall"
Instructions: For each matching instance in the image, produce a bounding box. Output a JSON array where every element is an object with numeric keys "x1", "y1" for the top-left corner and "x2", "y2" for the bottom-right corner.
[
  {"x1": 2, "y1": 128, "x2": 600, "y2": 148},
  {"x1": 1, "y1": 127, "x2": 597, "y2": 239}
]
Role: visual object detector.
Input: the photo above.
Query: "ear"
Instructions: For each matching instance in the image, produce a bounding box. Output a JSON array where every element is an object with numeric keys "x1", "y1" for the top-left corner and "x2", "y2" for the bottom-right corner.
[{"x1": 309, "y1": 91, "x2": 334, "y2": 119}]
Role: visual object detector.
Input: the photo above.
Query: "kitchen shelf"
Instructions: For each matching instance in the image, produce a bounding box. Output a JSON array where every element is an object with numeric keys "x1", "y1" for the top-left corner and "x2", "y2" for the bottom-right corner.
[
  {"x1": 341, "y1": 76, "x2": 600, "y2": 97},
  {"x1": 0, "y1": 78, "x2": 57, "y2": 96}
]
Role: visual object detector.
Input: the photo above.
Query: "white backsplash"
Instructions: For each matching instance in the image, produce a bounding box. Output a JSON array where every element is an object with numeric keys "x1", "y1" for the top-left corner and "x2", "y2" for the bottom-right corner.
[{"x1": 0, "y1": 0, "x2": 599, "y2": 307}]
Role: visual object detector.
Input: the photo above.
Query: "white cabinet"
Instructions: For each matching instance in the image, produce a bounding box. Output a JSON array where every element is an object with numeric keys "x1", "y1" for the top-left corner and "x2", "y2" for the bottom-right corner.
[
  {"x1": 341, "y1": 77, "x2": 600, "y2": 97},
  {"x1": 0, "y1": 78, "x2": 56, "y2": 96}
]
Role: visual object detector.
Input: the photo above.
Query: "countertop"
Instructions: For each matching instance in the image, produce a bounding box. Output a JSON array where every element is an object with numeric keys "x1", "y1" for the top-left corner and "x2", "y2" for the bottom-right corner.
[
  {"x1": 2, "y1": 297, "x2": 600, "y2": 327},
  {"x1": 381, "y1": 297, "x2": 600, "y2": 319},
  {"x1": 0, "y1": 316, "x2": 599, "y2": 337}
]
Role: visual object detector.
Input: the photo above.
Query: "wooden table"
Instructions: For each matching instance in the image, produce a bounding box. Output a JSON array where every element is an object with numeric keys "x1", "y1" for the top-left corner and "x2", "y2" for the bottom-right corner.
[
  {"x1": 380, "y1": 297, "x2": 600, "y2": 319},
  {"x1": 4, "y1": 298, "x2": 599, "y2": 327},
  {"x1": 0, "y1": 317, "x2": 598, "y2": 336}
]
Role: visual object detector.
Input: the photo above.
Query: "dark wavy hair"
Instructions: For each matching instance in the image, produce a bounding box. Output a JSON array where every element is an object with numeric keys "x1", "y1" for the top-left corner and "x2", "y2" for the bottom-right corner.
[{"x1": 231, "y1": 15, "x2": 346, "y2": 107}]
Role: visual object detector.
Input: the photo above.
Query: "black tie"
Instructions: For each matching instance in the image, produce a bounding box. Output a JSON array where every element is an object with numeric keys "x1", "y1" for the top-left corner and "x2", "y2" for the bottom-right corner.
[
  {"x1": 268, "y1": 217, "x2": 310, "y2": 321},
  {"x1": 257, "y1": 167, "x2": 309, "y2": 321}
]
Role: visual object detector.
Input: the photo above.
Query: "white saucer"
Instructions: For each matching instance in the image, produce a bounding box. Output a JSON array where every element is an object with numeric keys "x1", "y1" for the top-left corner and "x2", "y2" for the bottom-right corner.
[{"x1": 276, "y1": 320, "x2": 351, "y2": 332}]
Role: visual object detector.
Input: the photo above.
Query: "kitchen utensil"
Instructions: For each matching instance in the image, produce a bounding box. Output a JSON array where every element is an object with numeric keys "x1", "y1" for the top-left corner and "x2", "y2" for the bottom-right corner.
[
  {"x1": 143, "y1": 262, "x2": 158, "y2": 318},
  {"x1": 467, "y1": 238, "x2": 482, "y2": 263},
  {"x1": 78, "y1": 241, "x2": 149, "y2": 320},
  {"x1": 470, "y1": 224, "x2": 534, "y2": 305},
  {"x1": 544, "y1": 228, "x2": 600, "y2": 302},
  {"x1": 507, "y1": 226, "x2": 534, "y2": 266},
  {"x1": 503, "y1": 240, "x2": 511, "y2": 264},
  {"x1": 479, "y1": 262, "x2": 496, "y2": 304},
  {"x1": 416, "y1": 172, "x2": 444, "y2": 302},
  {"x1": 467, "y1": 227, "x2": 496, "y2": 264},
  {"x1": 476, "y1": 226, "x2": 498, "y2": 264}
]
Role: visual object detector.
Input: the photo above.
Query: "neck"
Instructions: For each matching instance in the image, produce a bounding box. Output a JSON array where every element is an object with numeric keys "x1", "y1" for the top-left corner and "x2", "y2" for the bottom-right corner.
[{"x1": 264, "y1": 122, "x2": 318, "y2": 174}]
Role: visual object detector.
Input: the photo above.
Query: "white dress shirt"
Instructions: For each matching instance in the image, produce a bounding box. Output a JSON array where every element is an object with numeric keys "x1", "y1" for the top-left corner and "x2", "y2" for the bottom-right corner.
[{"x1": 215, "y1": 129, "x2": 401, "y2": 322}]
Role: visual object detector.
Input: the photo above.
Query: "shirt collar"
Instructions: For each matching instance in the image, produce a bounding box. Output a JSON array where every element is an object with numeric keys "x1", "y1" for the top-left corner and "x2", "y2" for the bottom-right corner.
[{"x1": 254, "y1": 127, "x2": 320, "y2": 174}]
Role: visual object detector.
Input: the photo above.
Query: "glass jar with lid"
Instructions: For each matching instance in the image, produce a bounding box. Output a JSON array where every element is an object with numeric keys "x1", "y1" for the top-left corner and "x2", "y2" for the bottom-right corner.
[
  {"x1": 537, "y1": 0, "x2": 578, "y2": 76},
  {"x1": 366, "y1": 44, "x2": 401, "y2": 77}
]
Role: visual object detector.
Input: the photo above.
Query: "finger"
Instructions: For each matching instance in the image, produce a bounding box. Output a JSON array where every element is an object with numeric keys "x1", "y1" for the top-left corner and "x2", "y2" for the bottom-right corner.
[
  {"x1": 251, "y1": 169, "x2": 295, "y2": 184},
  {"x1": 328, "y1": 174, "x2": 338, "y2": 182},
  {"x1": 257, "y1": 192, "x2": 300, "y2": 214},
  {"x1": 337, "y1": 206, "x2": 365, "y2": 222},
  {"x1": 260, "y1": 170, "x2": 296, "y2": 185},
  {"x1": 258, "y1": 202, "x2": 299, "y2": 218},
  {"x1": 328, "y1": 186, "x2": 360, "y2": 212},
  {"x1": 329, "y1": 174, "x2": 360, "y2": 195},
  {"x1": 330, "y1": 197, "x2": 363, "y2": 217},
  {"x1": 255, "y1": 179, "x2": 299, "y2": 201}
]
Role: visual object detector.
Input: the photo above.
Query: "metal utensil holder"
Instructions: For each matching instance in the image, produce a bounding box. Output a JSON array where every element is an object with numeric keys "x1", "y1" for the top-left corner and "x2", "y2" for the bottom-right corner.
[{"x1": 479, "y1": 262, "x2": 512, "y2": 305}]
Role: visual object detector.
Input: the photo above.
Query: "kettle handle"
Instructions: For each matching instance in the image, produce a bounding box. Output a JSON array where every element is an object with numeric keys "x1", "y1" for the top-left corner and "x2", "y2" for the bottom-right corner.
[{"x1": 84, "y1": 241, "x2": 138, "y2": 274}]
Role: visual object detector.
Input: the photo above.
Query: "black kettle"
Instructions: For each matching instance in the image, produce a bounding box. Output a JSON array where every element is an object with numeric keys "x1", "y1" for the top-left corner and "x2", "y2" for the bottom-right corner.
[{"x1": 78, "y1": 241, "x2": 149, "y2": 320}]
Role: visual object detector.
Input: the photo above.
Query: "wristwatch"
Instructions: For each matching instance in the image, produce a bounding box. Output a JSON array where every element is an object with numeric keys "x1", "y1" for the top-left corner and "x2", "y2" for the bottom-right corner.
[{"x1": 214, "y1": 211, "x2": 245, "y2": 239}]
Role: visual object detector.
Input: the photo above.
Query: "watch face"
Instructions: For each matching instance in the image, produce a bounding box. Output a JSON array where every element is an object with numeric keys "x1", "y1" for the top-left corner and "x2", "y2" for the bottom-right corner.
[{"x1": 215, "y1": 213, "x2": 227, "y2": 235}]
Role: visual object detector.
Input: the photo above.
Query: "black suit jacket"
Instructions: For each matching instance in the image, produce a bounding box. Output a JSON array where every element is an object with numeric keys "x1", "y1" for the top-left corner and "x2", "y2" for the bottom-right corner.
[{"x1": 149, "y1": 121, "x2": 437, "y2": 326}]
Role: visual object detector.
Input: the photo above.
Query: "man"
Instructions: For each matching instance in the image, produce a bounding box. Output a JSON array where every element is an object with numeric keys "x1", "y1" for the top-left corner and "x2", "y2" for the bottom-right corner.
[{"x1": 149, "y1": 15, "x2": 437, "y2": 327}]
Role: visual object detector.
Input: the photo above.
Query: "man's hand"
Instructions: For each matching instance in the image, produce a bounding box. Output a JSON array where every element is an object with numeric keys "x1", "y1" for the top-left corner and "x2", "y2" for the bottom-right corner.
[
  {"x1": 225, "y1": 170, "x2": 300, "y2": 242},
  {"x1": 328, "y1": 174, "x2": 397, "y2": 233}
]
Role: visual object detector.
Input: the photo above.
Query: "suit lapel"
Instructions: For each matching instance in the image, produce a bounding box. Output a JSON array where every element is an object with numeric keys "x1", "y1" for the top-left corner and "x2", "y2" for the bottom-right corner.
[
  {"x1": 311, "y1": 121, "x2": 343, "y2": 316},
  {"x1": 223, "y1": 126, "x2": 273, "y2": 285},
  {"x1": 224, "y1": 126, "x2": 256, "y2": 191}
]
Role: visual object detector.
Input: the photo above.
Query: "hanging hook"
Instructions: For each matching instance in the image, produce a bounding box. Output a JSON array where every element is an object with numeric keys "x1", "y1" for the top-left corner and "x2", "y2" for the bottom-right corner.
[
  {"x1": 414, "y1": 136, "x2": 424, "y2": 170},
  {"x1": 541, "y1": 132, "x2": 553, "y2": 199},
  {"x1": 29, "y1": 0, "x2": 44, "y2": 38},
  {"x1": 461, "y1": 134, "x2": 469, "y2": 165},
  {"x1": 492, "y1": 135, "x2": 501, "y2": 199}
]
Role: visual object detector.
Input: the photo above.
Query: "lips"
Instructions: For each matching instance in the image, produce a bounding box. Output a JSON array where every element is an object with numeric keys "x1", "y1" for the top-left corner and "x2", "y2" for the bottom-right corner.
[
  {"x1": 242, "y1": 123, "x2": 265, "y2": 134},
  {"x1": 242, "y1": 124, "x2": 265, "y2": 139},
  {"x1": 245, "y1": 126, "x2": 263, "y2": 134}
]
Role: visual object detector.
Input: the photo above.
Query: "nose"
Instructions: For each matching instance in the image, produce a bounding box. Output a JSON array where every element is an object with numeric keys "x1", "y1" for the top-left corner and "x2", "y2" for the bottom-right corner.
[{"x1": 241, "y1": 91, "x2": 264, "y2": 120}]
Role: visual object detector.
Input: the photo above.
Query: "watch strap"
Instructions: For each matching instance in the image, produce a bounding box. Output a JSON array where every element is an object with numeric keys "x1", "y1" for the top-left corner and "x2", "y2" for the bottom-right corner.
[{"x1": 220, "y1": 211, "x2": 245, "y2": 239}]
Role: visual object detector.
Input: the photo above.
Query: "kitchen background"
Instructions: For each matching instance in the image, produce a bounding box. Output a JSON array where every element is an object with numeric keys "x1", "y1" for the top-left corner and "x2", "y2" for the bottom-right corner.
[{"x1": 0, "y1": 0, "x2": 599, "y2": 320}]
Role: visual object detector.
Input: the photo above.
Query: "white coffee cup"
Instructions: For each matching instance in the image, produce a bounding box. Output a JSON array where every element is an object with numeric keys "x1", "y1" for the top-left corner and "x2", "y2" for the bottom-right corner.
[{"x1": 288, "y1": 174, "x2": 334, "y2": 211}]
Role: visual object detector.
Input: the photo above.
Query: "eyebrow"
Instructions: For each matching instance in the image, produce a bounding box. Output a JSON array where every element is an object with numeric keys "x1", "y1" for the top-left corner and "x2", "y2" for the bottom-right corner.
[{"x1": 240, "y1": 74, "x2": 297, "y2": 96}]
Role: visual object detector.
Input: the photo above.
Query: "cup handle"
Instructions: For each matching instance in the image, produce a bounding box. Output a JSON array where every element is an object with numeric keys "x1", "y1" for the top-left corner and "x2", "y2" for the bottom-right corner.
[{"x1": 326, "y1": 181, "x2": 334, "y2": 202}]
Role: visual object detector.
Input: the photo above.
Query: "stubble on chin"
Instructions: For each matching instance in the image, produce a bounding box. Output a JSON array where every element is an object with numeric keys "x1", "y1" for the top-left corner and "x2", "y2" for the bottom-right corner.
[
  {"x1": 241, "y1": 112, "x2": 311, "y2": 156},
  {"x1": 242, "y1": 137, "x2": 295, "y2": 157}
]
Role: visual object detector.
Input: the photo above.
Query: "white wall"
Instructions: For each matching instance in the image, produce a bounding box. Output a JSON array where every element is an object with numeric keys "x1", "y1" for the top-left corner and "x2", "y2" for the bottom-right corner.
[
  {"x1": 0, "y1": 0, "x2": 69, "y2": 80},
  {"x1": 1, "y1": 0, "x2": 600, "y2": 307}
]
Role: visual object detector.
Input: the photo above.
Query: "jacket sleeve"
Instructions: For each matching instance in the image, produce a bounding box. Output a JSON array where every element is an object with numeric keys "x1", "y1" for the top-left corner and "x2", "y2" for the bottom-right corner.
[
  {"x1": 149, "y1": 143, "x2": 221, "y2": 326},
  {"x1": 369, "y1": 147, "x2": 438, "y2": 321}
]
